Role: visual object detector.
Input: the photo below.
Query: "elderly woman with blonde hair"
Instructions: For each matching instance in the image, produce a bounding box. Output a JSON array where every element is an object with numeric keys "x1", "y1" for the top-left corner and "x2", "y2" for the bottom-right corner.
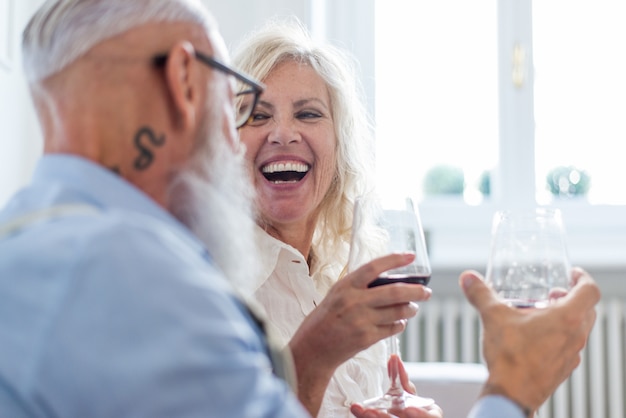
[{"x1": 233, "y1": 18, "x2": 440, "y2": 418}]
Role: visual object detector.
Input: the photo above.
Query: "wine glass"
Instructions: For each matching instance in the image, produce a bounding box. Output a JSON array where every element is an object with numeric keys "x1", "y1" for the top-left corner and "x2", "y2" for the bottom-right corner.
[
  {"x1": 485, "y1": 207, "x2": 572, "y2": 308},
  {"x1": 348, "y1": 195, "x2": 434, "y2": 410}
]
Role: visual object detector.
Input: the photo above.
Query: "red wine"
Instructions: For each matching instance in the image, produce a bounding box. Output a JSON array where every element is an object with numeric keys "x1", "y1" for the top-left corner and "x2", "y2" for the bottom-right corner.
[{"x1": 368, "y1": 273, "x2": 431, "y2": 288}]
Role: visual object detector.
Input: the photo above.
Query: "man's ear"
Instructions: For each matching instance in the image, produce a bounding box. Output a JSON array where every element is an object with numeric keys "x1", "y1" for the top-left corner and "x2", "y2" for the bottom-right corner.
[{"x1": 163, "y1": 41, "x2": 201, "y2": 130}]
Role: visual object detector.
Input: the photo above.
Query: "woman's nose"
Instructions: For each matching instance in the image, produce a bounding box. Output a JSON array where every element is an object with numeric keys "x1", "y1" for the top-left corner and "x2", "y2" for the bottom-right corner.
[{"x1": 267, "y1": 118, "x2": 302, "y2": 145}]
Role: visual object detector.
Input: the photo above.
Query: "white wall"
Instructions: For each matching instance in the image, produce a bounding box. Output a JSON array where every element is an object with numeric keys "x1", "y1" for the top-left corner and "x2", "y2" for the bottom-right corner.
[
  {"x1": 205, "y1": 0, "x2": 313, "y2": 50},
  {"x1": 0, "y1": 0, "x2": 45, "y2": 206}
]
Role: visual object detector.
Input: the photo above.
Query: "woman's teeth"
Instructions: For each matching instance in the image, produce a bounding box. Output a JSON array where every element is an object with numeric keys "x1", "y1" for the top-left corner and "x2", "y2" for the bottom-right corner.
[
  {"x1": 262, "y1": 162, "x2": 309, "y2": 174},
  {"x1": 261, "y1": 162, "x2": 310, "y2": 183}
]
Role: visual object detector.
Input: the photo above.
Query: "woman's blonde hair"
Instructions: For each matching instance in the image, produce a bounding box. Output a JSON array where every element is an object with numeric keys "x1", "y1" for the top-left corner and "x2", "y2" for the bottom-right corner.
[{"x1": 233, "y1": 17, "x2": 379, "y2": 276}]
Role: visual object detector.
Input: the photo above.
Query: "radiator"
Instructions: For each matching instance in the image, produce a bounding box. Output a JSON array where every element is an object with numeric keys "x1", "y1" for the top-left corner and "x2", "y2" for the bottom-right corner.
[{"x1": 401, "y1": 298, "x2": 626, "y2": 418}]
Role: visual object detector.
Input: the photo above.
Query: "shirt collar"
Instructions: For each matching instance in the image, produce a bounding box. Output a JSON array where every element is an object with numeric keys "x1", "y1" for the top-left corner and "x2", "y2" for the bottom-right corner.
[
  {"x1": 253, "y1": 225, "x2": 308, "y2": 290},
  {"x1": 32, "y1": 154, "x2": 207, "y2": 256}
]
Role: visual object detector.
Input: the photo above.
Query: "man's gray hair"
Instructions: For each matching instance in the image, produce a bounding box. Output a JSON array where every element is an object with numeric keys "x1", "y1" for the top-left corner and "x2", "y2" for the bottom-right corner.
[{"x1": 22, "y1": 0, "x2": 215, "y2": 82}]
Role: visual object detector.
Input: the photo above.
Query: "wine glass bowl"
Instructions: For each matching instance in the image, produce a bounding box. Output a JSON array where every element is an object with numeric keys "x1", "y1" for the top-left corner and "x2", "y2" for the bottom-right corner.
[
  {"x1": 367, "y1": 201, "x2": 431, "y2": 288},
  {"x1": 485, "y1": 207, "x2": 572, "y2": 308},
  {"x1": 349, "y1": 196, "x2": 431, "y2": 288},
  {"x1": 348, "y1": 195, "x2": 434, "y2": 410}
]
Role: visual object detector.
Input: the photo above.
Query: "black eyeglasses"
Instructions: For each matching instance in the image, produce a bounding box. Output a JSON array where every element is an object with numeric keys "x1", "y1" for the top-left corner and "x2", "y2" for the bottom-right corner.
[{"x1": 153, "y1": 51, "x2": 264, "y2": 128}]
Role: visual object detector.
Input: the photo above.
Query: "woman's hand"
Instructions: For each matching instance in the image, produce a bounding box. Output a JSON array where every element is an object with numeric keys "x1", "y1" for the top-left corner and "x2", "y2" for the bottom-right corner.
[
  {"x1": 350, "y1": 355, "x2": 443, "y2": 418},
  {"x1": 350, "y1": 403, "x2": 443, "y2": 418},
  {"x1": 289, "y1": 253, "x2": 432, "y2": 416},
  {"x1": 292, "y1": 253, "x2": 432, "y2": 369}
]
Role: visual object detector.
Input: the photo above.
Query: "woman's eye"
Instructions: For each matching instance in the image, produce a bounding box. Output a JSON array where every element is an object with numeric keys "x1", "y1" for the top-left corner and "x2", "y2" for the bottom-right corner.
[
  {"x1": 248, "y1": 113, "x2": 270, "y2": 125},
  {"x1": 296, "y1": 111, "x2": 322, "y2": 120}
]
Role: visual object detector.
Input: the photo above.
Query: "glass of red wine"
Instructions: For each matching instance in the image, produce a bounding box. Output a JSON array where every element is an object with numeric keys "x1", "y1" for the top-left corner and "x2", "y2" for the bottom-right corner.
[
  {"x1": 348, "y1": 194, "x2": 434, "y2": 411},
  {"x1": 485, "y1": 207, "x2": 572, "y2": 308}
]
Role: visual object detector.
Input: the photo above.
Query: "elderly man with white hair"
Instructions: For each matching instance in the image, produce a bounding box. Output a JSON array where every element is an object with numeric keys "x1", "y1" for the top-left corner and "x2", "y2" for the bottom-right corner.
[{"x1": 0, "y1": 0, "x2": 305, "y2": 416}]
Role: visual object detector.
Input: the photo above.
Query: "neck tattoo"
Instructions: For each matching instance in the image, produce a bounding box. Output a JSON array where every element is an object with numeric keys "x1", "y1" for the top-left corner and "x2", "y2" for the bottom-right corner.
[{"x1": 133, "y1": 126, "x2": 166, "y2": 170}]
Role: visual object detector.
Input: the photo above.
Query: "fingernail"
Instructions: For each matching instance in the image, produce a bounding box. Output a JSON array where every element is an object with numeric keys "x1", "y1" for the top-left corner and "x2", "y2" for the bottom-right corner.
[{"x1": 462, "y1": 274, "x2": 476, "y2": 290}]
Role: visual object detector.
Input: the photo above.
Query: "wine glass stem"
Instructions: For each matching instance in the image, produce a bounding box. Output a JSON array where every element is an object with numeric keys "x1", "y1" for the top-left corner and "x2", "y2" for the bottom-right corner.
[
  {"x1": 387, "y1": 336, "x2": 402, "y2": 392},
  {"x1": 389, "y1": 333, "x2": 399, "y2": 354}
]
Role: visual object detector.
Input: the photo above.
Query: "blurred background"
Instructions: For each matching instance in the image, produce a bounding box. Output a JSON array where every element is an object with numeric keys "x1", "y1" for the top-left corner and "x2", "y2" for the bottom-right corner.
[{"x1": 1, "y1": 1, "x2": 625, "y2": 417}]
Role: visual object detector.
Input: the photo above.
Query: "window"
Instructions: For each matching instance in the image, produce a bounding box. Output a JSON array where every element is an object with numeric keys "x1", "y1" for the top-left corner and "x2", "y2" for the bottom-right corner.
[
  {"x1": 533, "y1": 0, "x2": 626, "y2": 205},
  {"x1": 375, "y1": 0, "x2": 498, "y2": 205},
  {"x1": 373, "y1": 0, "x2": 626, "y2": 268}
]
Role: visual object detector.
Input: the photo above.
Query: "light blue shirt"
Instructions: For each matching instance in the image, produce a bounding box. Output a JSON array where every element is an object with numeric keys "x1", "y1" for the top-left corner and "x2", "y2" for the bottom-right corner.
[
  {"x1": 0, "y1": 154, "x2": 308, "y2": 418},
  {"x1": 468, "y1": 395, "x2": 526, "y2": 418}
]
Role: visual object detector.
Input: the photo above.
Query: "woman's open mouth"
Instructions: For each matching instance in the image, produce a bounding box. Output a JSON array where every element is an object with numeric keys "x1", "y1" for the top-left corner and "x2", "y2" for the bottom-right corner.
[{"x1": 261, "y1": 161, "x2": 310, "y2": 184}]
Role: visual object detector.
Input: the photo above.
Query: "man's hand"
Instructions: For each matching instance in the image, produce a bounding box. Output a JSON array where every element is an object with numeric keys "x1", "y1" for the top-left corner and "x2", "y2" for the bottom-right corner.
[{"x1": 461, "y1": 268, "x2": 600, "y2": 414}]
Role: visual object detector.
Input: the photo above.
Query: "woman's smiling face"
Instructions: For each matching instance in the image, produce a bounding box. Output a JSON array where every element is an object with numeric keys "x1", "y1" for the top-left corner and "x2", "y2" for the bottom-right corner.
[{"x1": 238, "y1": 60, "x2": 337, "y2": 237}]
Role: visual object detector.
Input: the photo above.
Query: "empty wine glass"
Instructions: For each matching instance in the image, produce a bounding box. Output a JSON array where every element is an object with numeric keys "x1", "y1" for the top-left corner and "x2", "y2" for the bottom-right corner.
[
  {"x1": 348, "y1": 195, "x2": 434, "y2": 410},
  {"x1": 485, "y1": 207, "x2": 572, "y2": 308}
]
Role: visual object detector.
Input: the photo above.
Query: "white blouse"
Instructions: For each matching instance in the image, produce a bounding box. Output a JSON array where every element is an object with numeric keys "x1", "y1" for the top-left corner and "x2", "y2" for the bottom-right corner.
[{"x1": 253, "y1": 227, "x2": 388, "y2": 418}]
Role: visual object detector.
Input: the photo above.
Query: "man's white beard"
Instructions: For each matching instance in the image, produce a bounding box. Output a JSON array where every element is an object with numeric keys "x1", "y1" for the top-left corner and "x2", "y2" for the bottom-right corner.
[{"x1": 168, "y1": 127, "x2": 259, "y2": 297}]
